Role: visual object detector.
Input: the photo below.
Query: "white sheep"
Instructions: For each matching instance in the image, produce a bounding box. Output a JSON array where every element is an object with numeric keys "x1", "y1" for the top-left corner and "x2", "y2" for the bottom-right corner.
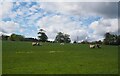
[
  {"x1": 32, "y1": 42, "x2": 37, "y2": 46},
  {"x1": 89, "y1": 44, "x2": 95, "y2": 48},
  {"x1": 60, "y1": 43, "x2": 64, "y2": 45},
  {"x1": 96, "y1": 44, "x2": 101, "y2": 48},
  {"x1": 32, "y1": 42, "x2": 41, "y2": 46}
]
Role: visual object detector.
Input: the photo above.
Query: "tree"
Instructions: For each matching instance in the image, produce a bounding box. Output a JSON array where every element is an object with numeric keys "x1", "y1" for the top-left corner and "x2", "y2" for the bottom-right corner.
[
  {"x1": 8, "y1": 34, "x2": 24, "y2": 41},
  {"x1": 55, "y1": 32, "x2": 71, "y2": 43},
  {"x1": 103, "y1": 32, "x2": 118, "y2": 45},
  {"x1": 116, "y1": 35, "x2": 120, "y2": 45},
  {"x1": 1, "y1": 35, "x2": 9, "y2": 40},
  {"x1": 81, "y1": 40, "x2": 89, "y2": 44},
  {"x1": 64, "y1": 34, "x2": 71, "y2": 43},
  {"x1": 55, "y1": 32, "x2": 64, "y2": 43},
  {"x1": 98, "y1": 40, "x2": 102, "y2": 44},
  {"x1": 38, "y1": 29, "x2": 48, "y2": 42},
  {"x1": 93, "y1": 40, "x2": 102, "y2": 44},
  {"x1": 103, "y1": 32, "x2": 112, "y2": 45},
  {"x1": 23, "y1": 38, "x2": 38, "y2": 42},
  {"x1": 73, "y1": 41, "x2": 77, "y2": 44}
]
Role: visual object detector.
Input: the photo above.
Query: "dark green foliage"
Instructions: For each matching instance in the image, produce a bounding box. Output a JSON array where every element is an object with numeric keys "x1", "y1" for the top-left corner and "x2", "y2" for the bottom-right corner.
[
  {"x1": 81, "y1": 40, "x2": 89, "y2": 44},
  {"x1": 38, "y1": 32, "x2": 48, "y2": 42},
  {"x1": 8, "y1": 34, "x2": 24, "y2": 41},
  {"x1": 73, "y1": 41, "x2": 77, "y2": 43},
  {"x1": 116, "y1": 35, "x2": 120, "y2": 45},
  {"x1": 55, "y1": 32, "x2": 71, "y2": 43},
  {"x1": 103, "y1": 32, "x2": 120, "y2": 45},
  {"x1": 1, "y1": 34, "x2": 39, "y2": 42},
  {"x1": 38, "y1": 29, "x2": 48, "y2": 42},
  {"x1": 23, "y1": 38, "x2": 38, "y2": 42},
  {"x1": 96, "y1": 40, "x2": 102, "y2": 44},
  {"x1": 89, "y1": 40, "x2": 103, "y2": 44}
]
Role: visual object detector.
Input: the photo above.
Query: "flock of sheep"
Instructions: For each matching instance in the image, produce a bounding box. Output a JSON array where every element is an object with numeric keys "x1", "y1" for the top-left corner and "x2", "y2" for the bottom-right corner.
[
  {"x1": 32, "y1": 42, "x2": 42, "y2": 46},
  {"x1": 32, "y1": 42, "x2": 101, "y2": 48},
  {"x1": 89, "y1": 44, "x2": 101, "y2": 48}
]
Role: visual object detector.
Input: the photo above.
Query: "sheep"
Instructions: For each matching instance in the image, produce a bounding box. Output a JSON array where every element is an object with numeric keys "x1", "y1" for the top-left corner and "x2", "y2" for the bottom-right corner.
[
  {"x1": 96, "y1": 44, "x2": 101, "y2": 48},
  {"x1": 60, "y1": 43, "x2": 64, "y2": 45},
  {"x1": 36, "y1": 42, "x2": 40, "y2": 46},
  {"x1": 32, "y1": 42, "x2": 37, "y2": 46},
  {"x1": 32, "y1": 42, "x2": 42, "y2": 46},
  {"x1": 89, "y1": 44, "x2": 95, "y2": 48}
]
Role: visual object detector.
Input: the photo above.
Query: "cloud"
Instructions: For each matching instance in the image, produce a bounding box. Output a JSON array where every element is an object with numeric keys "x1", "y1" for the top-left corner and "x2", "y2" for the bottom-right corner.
[
  {"x1": 2, "y1": 0, "x2": 119, "y2": 2},
  {"x1": 40, "y1": 2, "x2": 118, "y2": 18},
  {"x1": 0, "y1": 21, "x2": 20, "y2": 34},
  {"x1": 89, "y1": 18, "x2": 118, "y2": 39},
  {"x1": 81, "y1": 2, "x2": 118, "y2": 18},
  {"x1": 0, "y1": 2, "x2": 13, "y2": 18},
  {"x1": 37, "y1": 15, "x2": 89, "y2": 41},
  {"x1": 36, "y1": 15, "x2": 118, "y2": 42},
  {"x1": 36, "y1": 2, "x2": 118, "y2": 41}
]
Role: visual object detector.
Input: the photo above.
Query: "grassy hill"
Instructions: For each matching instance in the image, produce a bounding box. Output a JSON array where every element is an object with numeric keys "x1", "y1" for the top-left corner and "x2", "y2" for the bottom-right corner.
[
  {"x1": 0, "y1": 40, "x2": 2, "y2": 75},
  {"x1": 2, "y1": 41, "x2": 118, "y2": 74}
]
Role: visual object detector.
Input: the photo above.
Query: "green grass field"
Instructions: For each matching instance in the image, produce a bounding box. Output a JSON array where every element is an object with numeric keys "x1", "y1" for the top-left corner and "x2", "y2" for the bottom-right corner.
[
  {"x1": 2, "y1": 41, "x2": 118, "y2": 74},
  {"x1": 0, "y1": 40, "x2": 2, "y2": 75}
]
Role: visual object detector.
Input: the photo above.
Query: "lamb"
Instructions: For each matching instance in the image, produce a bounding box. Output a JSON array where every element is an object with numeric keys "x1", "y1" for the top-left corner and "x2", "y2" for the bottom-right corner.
[
  {"x1": 60, "y1": 43, "x2": 64, "y2": 45},
  {"x1": 32, "y1": 42, "x2": 37, "y2": 46},
  {"x1": 89, "y1": 44, "x2": 95, "y2": 48},
  {"x1": 32, "y1": 42, "x2": 41, "y2": 46},
  {"x1": 96, "y1": 44, "x2": 101, "y2": 48}
]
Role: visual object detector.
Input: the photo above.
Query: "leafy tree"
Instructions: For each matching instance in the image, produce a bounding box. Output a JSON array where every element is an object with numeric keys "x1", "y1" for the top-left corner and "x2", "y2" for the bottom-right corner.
[
  {"x1": 55, "y1": 32, "x2": 71, "y2": 43},
  {"x1": 103, "y1": 32, "x2": 119, "y2": 45},
  {"x1": 8, "y1": 34, "x2": 24, "y2": 41},
  {"x1": 64, "y1": 34, "x2": 71, "y2": 43},
  {"x1": 116, "y1": 35, "x2": 120, "y2": 45},
  {"x1": 73, "y1": 41, "x2": 77, "y2": 44},
  {"x1": 97, "y1": 40, "x2": 102, "y2": 44},
  {"x1": 23, "y1": 38, "x2": 38, "y2": 42},
  {"x1": 55, "y1": 32, "x2": 64, "y2": 43},
  {"x1": 81, "y1": 40, "x2": 89, "y2": 44},
  {"x1": 103, "y1": 33, "x2": 112, "y2": 45},
  {"x1": 38, "y1": 29, "x2": 48, "y2": 42}
]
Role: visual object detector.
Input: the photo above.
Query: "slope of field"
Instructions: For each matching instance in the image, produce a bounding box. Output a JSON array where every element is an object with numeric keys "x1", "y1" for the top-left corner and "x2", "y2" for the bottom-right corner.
[
  {"x1": 2, "y1": 41, "x2": 118, "y2": 74},
  {"x1": 0, "y1": 40, "x2": 2, "y2": 75}
]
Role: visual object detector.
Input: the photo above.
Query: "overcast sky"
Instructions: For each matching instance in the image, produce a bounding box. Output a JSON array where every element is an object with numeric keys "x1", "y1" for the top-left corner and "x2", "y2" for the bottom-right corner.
[{"x1": 0, "y1": 1, "x2": 119, "y2": 42}]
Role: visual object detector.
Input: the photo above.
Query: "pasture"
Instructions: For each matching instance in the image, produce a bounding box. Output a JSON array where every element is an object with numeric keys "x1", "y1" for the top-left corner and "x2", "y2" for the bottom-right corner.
[{"x1": 2, "y1": 41, "x2": 118, "y2": 74}]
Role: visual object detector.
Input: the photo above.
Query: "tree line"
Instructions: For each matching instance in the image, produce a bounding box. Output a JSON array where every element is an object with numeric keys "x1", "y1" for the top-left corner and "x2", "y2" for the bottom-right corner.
[
  {"x1": 0, "y1": 29, "x2": 71, "y2": 43},
  {"x1": 80, "y1": 32, "x2": 120, "y2": 45},
  {"x1": 1, "y1": 33, "x2": 38, "y2": 42},
  {"x1": 103, "y1": 33, "x2": 120, "y2": 45},
  {"x1": 0, "y1": 29, "x2": 120, "y2": 45}
]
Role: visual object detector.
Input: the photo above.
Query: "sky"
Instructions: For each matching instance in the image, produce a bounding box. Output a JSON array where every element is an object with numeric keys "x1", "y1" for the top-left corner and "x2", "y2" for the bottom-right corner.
[{"x1": 0, "y1": 1, "x2": 119, "y2": 42}]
